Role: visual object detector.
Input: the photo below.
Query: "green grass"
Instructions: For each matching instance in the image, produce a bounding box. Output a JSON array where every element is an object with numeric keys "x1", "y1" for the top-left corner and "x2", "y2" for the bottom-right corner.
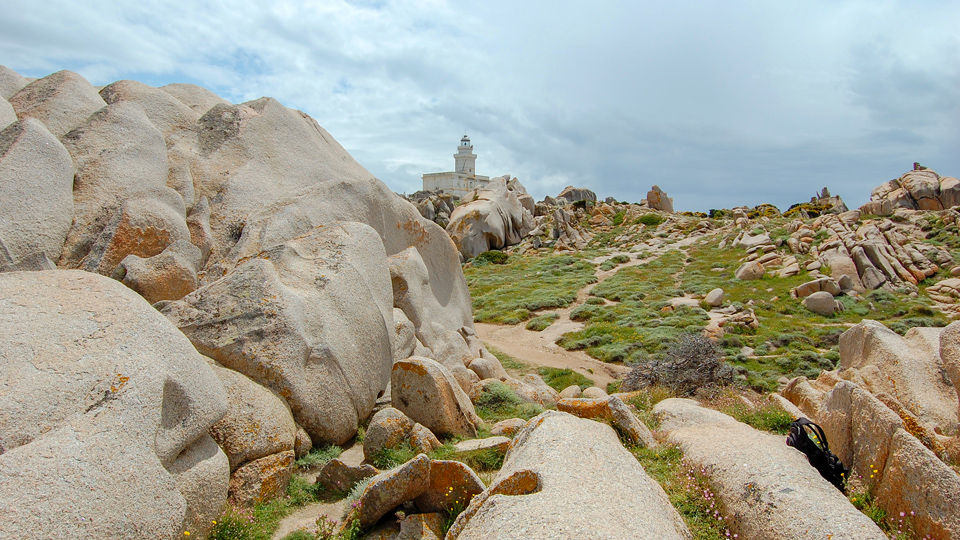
[
  {"x1": 525, "y1": 312, "x2": 559, "y2": 331},
  {"x1": 625, "y1": 386, "x2": 676, "y2": 429},
  {"x1": 474, "y1": 381, "x2": 544, "y2": 424},
  {"x1": 208, "y1": 476, "x2": 330, "y2": 540},
  {"x1": 486, "y1": 346, "x2": 529, "y2": 371},
  {"x1": 705, "y1": 393, "x2": 794, "y2": 434},
  {"x1": 428, "y1": 443, "x2": 506, "y2": 472},
  {"x1": 295, "y1": 445, "x2": 342, "y2": 471},
  {"x1": 599, "y1": 254, "x2": 631, "y2": 271},
  {"x1": 465, "y1": 254, "x2": 597, "y2": 324},
  {"x1": 537, "y1": 367, "x2": 595, "y2": 391},
  {"x1": 370, "y1": 441, "x2": 419, "y2": 470},
  {"x1": 631, "y1": 445, "x2": 734, "y2": 539}
]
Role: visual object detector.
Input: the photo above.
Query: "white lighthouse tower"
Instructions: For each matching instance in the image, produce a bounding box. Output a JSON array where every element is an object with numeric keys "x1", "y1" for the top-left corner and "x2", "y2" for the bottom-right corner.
[{"x1": 454, "y1": 134, "x2": 477, "y2": 176}]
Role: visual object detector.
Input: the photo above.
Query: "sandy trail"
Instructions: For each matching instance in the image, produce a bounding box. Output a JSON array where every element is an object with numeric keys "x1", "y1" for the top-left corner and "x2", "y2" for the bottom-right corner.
[
  {"x1": 477, "y1": 229, "x2": 720, "y2": 389},
  {"x1": 271, "y1": 444, "x2": 364, "y2": 540}
]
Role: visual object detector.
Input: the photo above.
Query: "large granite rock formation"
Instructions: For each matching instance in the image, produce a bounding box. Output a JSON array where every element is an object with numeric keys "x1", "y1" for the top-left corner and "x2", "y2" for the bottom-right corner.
[{"x1": 446, "y1": 176, "x2": 535, "y2": 259}]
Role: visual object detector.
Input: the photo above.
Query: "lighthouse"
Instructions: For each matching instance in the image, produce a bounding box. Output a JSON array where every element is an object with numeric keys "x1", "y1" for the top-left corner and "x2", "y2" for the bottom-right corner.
[{"x1": 421, "y1": 134, "x2": 490, "y2": 197}]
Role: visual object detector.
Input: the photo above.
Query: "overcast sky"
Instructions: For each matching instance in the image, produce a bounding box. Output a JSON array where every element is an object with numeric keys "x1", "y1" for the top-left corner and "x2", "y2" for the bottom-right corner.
[{"x1": 2, "y1": 0, "x2": 958, "y2": 211}]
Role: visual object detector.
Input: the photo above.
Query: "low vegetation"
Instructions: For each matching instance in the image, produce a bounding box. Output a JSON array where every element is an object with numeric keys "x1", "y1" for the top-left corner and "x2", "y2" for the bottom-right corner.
[
  {"x1": 473, "y1": 381, "x2": 544, "y2": 424},
  {"x1": 631, "y1": 444, "x2": 735, "y2": 540},
  {"x1": 465, "y1": 254, "x2": 597, "y2": 324},
  {"x1": 536, "y1": 367, "x2": 594, "y2": 391}
]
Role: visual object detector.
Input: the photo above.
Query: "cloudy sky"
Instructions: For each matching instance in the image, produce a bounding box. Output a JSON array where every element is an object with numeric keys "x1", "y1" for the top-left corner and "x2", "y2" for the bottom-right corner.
[{"x1": 2, "y1": 0, "x2": 958, "y2": 211}]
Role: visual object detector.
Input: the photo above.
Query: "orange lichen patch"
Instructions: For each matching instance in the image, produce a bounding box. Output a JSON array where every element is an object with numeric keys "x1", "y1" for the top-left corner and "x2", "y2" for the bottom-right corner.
[
  {"x1": 556, "y1": 397, "x2": 612, "y2": 420},
  {"x1": 422, "y1": 460, "x2": 484, "y2": 512},
  {"x1": 397, "y1": 219, "x2": 431, "y2": 248},
  {"x1": 227, "y1": 450, "x2": 294, "y2": 507},
  {"x1": 99, "y1": 223, "x2": 172, "y2": 274},
  {"x1": 393, "y1": 359, "x2": 429, "y2": 376},
  {"x1": 445, "y1": 468, "x2": 541, "y2": 539}
]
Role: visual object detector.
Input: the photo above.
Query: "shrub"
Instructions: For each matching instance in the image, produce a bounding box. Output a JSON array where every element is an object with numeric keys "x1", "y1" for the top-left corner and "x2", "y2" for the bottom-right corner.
[
  {"x1": 636, "y1": 214, "x2": 665, "y2": 227},
  {"x1": 621, "y1": 334, "x2": 734, "y2": 395}
]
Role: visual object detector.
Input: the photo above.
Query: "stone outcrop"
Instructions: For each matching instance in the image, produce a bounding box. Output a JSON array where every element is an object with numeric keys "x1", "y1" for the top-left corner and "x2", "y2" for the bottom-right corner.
[
  {"x1": 555, "y1": 186, "x2": 596, "y2": 205},
  {"x1": 655, "y1": 398, "x2": 886, "y2": 540},
  {"x1": 803, "y1": 290, "x2": 842, "y2": 316},
  {"x1": 735, "y1": 260, "x2": 764, "y2": 280},
  {"x1": 446, "y1": 176, "x2": 535, "y2": 259},
  {"x1": 316, "y1": 459, "x2": 378, "y2": 495},
  {"x1": 817, "y1": 382, "x2": 960, "y2": 539},
  {"x1": 0, "y1": 65, "x2": 495, "y2": 535},
  {"x1": 813, "y1": 212, "x2": 949, "y2": 290},
  {"x1": 838, "y1": 320, "x2": 957, "y2": 433},
  {"x1": 363, "y1": 407, "x2": 441, "y2": 462},
  {"x1": 646, "y1": 184, "x2": 674, "y2": 213},
  {"x1": 868, "y1": 167, "x2": 960, "y2": 211},
  {"x1": 8, "y1": 70, "x2": 107, "y2": 138},
  {"x1": 209, "y1": 363, "x2": 295, "y2": 465},
  {"x1": 0, "y1": 271, "x2": 229, "y2": 540},
  {"x1": 448, "y1": 411, "x2": 689, "y2": 540}
]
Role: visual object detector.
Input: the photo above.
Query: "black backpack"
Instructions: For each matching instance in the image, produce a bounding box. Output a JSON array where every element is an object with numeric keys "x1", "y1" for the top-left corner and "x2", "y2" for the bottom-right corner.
[{"x1": 786, "y1": 417, "x2": 848, "y2": 493}]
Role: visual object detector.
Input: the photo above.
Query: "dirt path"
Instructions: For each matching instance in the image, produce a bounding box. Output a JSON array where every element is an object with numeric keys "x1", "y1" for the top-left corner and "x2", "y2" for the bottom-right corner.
[
  {"x1": 478, "y1": 229, "x2": 721, "y2": 389},
  {"x1": 271, "y1": 444, "x2": 364, "y2": 540}
]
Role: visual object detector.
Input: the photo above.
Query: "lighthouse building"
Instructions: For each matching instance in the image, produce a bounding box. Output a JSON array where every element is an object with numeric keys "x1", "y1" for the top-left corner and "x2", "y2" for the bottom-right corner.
[{"x1": 421, "y1": 135, "x2": 490, "y2": 198}]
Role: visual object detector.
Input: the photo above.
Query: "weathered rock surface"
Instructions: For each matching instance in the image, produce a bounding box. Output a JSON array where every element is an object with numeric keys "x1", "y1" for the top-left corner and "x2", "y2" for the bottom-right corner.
[
  {"x1": 817, "y1": 382, "x2": 960, "y2": 540},
  {"x1": 0, "y1": 118, "x2": 74, "y2": 266},
  {"x1": 838, "y1": 320, "x2": 958, "y2": 433},
  {"x1": 162, "y1": 222, "x2": 394, "y2": 445},
  {"x1": 363, "y1": 407, "x2": 441, "y2": 462},
  {"x1": 0, "y1": 97, "x2": 15, "y2": 130},
  {"x1": 448, "y1": 411, "x2": 689, "y2": 540},
  {"x1": 346, "y1": 454, "x2": 432, "y2": 531},
  {"x1": 0, "y1": 270, "x2": 228, "y2": 540},
  {"x1": 8, "y1": 70, "x2": 106, "y2": 138},
  {"x1": 446, "y1": 177, "x2": 535, "y2": 259},
  {"x1": 208, "y1": 364, "x2": 296, "y2": 472},
  {"x1": 490, "y1": 418, "x2": 527, "y2": 437},
  {"x1": 556, "y1": 186, "x2": 596, "y2": 204},
  {"x1": 413, "y1": 459, "x2": 485, "y2": 514},
  {"x1": 228, "y1": 449, "x2": 295, "y2": 507},
  {"x1": 704, "y1": 287, "x2": 724, "y2": 306},
  {"x1": 869, "y1": 168, "x2": 960, "y2": 211},
  {"x1": 646, "y1": 184, "x2": 674, "y2": 213},
  {"x1": 316, "y1": 459, "x2": 378, "y2": 495},
  {"x1": 391, "y1": 357, "x2": 480, "y2": 438},
  {"x1": 454, "y1": 436, "x2": 512, "y2": 454},
  {"x1": 735, "y1": 260, "x2": 764, "y2": 280},
  {"x1": 58, "y1": 101, "x2": 176, "y2": 271},
  {"x1": 0, "y1": 65, "x2": 29, "y2": 99},
  {"x1": 655, "y1": 398, "x2": 886, "y2": 540},
  {"x1": 117, "y1": 239, "x2": 202, "y2": 303},
  {"x1": 803, "y1": 290, "x2": 841, "y2": 315}
]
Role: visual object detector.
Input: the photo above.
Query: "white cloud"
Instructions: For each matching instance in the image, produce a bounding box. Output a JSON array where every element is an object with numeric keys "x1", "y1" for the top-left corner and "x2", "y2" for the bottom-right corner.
[{"x1": 2, "y1": 0, "x2": 957, "y2": 211}]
